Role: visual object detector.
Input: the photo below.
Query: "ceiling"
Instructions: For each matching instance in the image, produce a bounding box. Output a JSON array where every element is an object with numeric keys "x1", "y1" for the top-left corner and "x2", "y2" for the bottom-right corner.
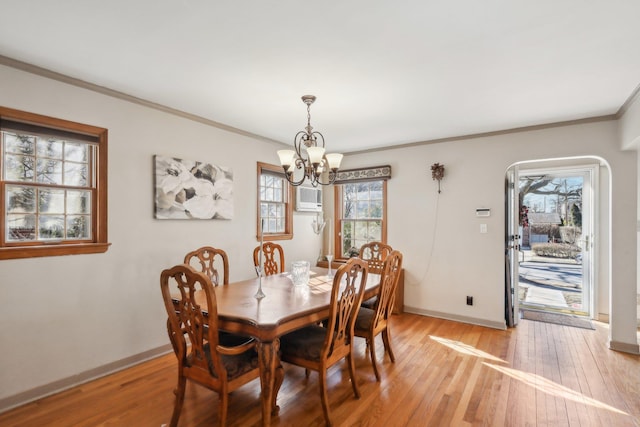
[{"x1": 1, "y1": 1, "x2": 640, "y2": 153}]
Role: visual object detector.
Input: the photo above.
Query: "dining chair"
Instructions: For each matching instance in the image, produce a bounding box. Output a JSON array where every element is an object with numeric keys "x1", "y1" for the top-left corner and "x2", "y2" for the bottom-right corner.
[
  {"x1": 184, "y1": 245, "x2": 252, "y2": 343},
  {"x1": 184, "y1": 246, "x2": 229, "y2": 286},
  {"x1": 253, "y1": 242, "x2": 285, "y2": 276},
  {"x1": 359, "y1": 241, "x2": 393, "y2": 309},
  {"x1": 354, "y1": 250, "x2": 403, "y2": 382},
  {"x1": 160, "y1": 264, "x2": 261, "y2": 427},
  {"x1": 359, "y1": 241, "x2": 393, "y2": 274},
  {"x1": 279, "y1": 257, "x2": 368, "y2": 427}
]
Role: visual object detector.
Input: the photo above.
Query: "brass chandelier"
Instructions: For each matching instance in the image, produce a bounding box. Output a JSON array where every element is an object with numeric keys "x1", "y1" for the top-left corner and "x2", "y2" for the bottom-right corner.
[{"x1": 277, "y1": 95, "x2": 343, "y2": 186}]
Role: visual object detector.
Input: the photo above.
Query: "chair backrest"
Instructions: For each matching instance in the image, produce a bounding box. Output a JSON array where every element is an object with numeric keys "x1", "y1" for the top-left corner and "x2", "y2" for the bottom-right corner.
[
  {"x1": 359, "y1": 242, "x2": 393, "y2": 274},
  {"x1": 184, "y1": 246, "x2": 229, "y2": 286},
  {"x1": 322, "y1": 257, "x2": 368, "y2": 360},
  {"x1": 372, "y1": 250, "x2": 403, "y2": 328},
  {"x1": 160, "y1": 264, "x2": 227, "y2": 381},
  {"x1": 253, "y1": 242, "x2": 285, "y2": 276}
]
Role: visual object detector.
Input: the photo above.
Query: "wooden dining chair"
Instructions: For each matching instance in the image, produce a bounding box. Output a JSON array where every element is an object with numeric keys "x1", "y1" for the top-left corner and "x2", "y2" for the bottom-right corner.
[
  {"x1": 184, "y1": 246, "x2": 229, "y2": 286},
  {"x1": 279, "y1": 258, "x2": 368, "y2": 427},
  {"x1": 359, "y1": 241, "x2": 393, "y2": 309},
  {"x1": 354, "y1": 250, "x2": 403, "y2": 381},
  {"x1": 183, "y1": 246, "x2": 252, "y2": 343},
  {"x1": 160, "y1": 264, "x2": 261, "y2": 427},
  {"x1": 253, "y1": 242, "x2": 285, "y2": 276},
  {"x1": 359, "y1": 241, "x2": 392, "y2": 274}
]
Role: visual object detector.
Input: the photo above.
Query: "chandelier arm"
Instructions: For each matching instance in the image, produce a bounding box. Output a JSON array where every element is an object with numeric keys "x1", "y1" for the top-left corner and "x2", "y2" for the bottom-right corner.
[
  {"x1": 294, "y1": 131, "x2": 308, "y2": 156},
  {"x1": 311, "y1": 131, "x2": 325, "y2": 148},
  {"x1": 284, "y1": 165, "x2": 309, "y2": 186}
]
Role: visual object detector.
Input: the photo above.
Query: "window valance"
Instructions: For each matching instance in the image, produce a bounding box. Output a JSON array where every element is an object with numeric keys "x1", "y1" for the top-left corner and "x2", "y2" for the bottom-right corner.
[{"x1": 334, "y1": 165, "x2": 391, "y2": 184}]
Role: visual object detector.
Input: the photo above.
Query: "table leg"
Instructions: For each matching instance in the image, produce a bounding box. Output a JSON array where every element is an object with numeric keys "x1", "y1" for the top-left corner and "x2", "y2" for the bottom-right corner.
[{"x1": 256, "y1": 338, "x2": 282, "y2": 426}]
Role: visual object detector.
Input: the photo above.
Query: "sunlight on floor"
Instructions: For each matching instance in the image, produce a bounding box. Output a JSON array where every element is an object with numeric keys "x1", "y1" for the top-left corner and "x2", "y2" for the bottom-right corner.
[
  {"x1": 429, "y1": 334, "x2": 632, "y2": 419},
  {"x1": 429, "y1": 335, "x2": 506, "y2": 363},
  {"x1": 484, "y1": 363, "x2": 630, "y2": 416}
]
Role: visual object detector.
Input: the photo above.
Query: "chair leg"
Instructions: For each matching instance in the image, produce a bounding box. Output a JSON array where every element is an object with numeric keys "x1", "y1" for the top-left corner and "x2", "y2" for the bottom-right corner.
[
  {"x1": 368, "y1": 336, "x2": 381, "y2": 382},
  {"x1": 170, "y1": 375, "x2": 187, "y2": 427},
  {"x1": 347, "y1": 351, "x2": 360, "y2": 398},
  {"x1": 318, "y1": 369, "x2": 333, "y2": 427},
  {"x1": 218, "y1": 391, "x2": 229, "y2": 427},
  {"x1": 382, "y1": 328, "x2": 396, "y2": 363}
]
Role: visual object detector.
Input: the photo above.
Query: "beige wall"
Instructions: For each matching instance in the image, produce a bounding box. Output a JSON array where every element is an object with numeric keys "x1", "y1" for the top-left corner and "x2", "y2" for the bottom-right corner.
[
  {"x1": 0, "y1": 63, "x2": 638, "y2": 409},
  {"x1": 0, "y1": 64, "x2": 322, "y2": 405},
  {"x1": 340, "y1": 119, "x2": 637, "y2": 347}
]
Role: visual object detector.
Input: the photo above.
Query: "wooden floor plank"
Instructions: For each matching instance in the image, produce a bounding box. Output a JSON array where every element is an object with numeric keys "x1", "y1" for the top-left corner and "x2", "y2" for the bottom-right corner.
[{"x1": 0, "y1": 314, "x2": 639, "y2": 426}]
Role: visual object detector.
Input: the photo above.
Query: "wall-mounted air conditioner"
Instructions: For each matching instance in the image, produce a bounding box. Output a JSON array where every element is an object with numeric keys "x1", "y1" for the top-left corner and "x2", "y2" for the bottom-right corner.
[{"x1": 296, "y1": 185, "x2": 322, "y2": 212}]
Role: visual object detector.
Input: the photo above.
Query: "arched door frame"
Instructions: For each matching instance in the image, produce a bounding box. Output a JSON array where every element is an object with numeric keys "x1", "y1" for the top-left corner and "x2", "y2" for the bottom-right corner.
[{"x1": 505, "y1": 155, "x2": 611, "y2": 326}]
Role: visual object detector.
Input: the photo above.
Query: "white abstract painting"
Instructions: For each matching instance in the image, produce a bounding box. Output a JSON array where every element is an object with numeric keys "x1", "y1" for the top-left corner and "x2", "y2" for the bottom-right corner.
[{"x1": 154, "y1": 155, "x2": 233, "y2": 219}]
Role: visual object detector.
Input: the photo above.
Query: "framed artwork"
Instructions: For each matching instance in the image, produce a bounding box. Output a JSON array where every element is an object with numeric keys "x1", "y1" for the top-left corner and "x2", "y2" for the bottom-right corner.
[{"x1": 154, "y1": 155, "x2": 233, "y2": 219}]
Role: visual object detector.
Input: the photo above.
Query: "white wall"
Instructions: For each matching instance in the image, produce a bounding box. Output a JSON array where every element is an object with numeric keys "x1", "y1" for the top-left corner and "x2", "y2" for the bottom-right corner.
[
  {"x1": 619, "y1": 89, "x2": 640, "y2": 299},
  {"x1": 0, "y1": 63, "x2": 638, "y2": 408},
  {"x1": 0, "y1": 64, "x2": 322, "y2": 404},
  {"x1": 340, "y1": 119, "x2": 637, "y2": 347}
]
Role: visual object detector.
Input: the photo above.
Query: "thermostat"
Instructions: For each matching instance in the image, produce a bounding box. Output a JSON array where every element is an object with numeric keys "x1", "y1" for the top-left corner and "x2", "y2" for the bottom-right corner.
[{"x1": 476, "y1": 208, "x2": 491, "y2": 217}]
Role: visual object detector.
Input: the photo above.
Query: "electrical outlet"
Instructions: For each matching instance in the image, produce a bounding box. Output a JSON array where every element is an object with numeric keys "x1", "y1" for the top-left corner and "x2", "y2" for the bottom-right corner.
[{"x1": 466, "y1": 296, "x2": 473, "y2": 306}]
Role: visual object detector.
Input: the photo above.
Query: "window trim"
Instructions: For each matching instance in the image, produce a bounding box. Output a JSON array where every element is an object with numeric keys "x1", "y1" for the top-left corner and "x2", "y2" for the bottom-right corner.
[
  {"x1": 0, "y1": 106, "x2": 109, "y2": 259},
  {"x1": 333, "y1": 179, "x2": 387, "y2": 261},
  {"x1": 257, "y1": 162, "x2": 293, "y2": 241}
]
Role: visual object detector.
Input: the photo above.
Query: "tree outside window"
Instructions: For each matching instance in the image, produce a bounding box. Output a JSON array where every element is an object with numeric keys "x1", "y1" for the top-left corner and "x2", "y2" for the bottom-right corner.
[
  {"x1": 336, "y1": 180, "x2": 386, "y2": 258},
  {"x1": 0, "y1": 106, "x2": 109, "y2": 259},
  {"x1": 256, "y1": 162, "x2": 293, "y2": 240}
]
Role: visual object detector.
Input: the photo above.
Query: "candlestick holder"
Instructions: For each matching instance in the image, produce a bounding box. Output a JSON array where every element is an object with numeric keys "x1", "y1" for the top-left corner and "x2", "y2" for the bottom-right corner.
[
  {"x1": 311, "y1": 212, "x2": 326, "y2": 235},
  {"x1": 255, "y1": 218, "x2": 266, "y2": 299},
  {"x1": 254, "y1": 266, "x2": 266, "y2": 299},
  {"x1": 326, "y1": 254, "x2": 334, "y2": 278}
]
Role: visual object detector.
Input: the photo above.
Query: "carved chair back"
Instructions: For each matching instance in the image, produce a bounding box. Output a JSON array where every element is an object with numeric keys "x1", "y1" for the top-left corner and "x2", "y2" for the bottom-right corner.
[
  {"x1": 359, "y1": 242, "x2": 393, "y2": 275},
  {"x1": 253, "y1": 242, "x2": 285, "y2": 276},
  {"x1": 323, "y1": 257, "x2": 369, "y2": 361},
  {"x1": 184, "y1": 246, "x2": 229, "y2": 286},
  {"x1": 372, "y1": 250, "x2": 403, "y2": 329}
]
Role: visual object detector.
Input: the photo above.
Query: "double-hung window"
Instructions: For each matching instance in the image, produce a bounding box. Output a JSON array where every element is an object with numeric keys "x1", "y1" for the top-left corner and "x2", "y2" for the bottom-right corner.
[
  {"x1": 257, "y1": 162, "x2": 292, "y2": 240},
  {"x1": 333, "y1": 165, "x2": 391, "y2": 259},
  {"x1": 0, "y1": 107, "x2": 109, "y2": 259}
]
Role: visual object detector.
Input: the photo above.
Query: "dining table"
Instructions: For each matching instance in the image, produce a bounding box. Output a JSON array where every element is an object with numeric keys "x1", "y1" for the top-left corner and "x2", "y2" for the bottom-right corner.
[{"x1": 193, "y1": 266, "x2": 380, "y2": 426}]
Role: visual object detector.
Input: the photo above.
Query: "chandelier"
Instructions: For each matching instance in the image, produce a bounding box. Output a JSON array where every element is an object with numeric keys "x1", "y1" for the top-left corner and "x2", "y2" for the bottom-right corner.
[{"x1": 277, "y1": 95, "x2": 343, "y2": 186}]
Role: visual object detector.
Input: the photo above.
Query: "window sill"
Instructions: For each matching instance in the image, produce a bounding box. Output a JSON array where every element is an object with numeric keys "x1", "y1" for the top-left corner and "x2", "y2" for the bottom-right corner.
[
  {"x1": 316, "y1": 259, "x2": 347, "y2": 269},
  {"x1": 0, "y1": 242, "x2": 112, "y2": 260}
]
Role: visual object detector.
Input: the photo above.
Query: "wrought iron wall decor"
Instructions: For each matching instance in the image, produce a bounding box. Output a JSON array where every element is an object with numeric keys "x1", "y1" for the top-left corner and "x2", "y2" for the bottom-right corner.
[{"x1": 431, "y1": 163, "x2": 445, "y2": 193}]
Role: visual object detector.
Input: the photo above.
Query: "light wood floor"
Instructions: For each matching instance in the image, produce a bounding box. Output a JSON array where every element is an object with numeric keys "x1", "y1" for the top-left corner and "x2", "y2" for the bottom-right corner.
[{"x1": 1, "y1": 314, "x2": 639, "y2": 426}]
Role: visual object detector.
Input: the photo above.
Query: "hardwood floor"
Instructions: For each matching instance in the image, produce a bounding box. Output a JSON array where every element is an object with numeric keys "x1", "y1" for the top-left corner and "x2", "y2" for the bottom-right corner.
[{"x1": 1, "y1": 314, "x2": 639, "y2": 426}]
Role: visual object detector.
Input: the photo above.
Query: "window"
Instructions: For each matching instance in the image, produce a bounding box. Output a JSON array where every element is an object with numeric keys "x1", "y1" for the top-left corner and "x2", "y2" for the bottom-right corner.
[
  {"x1": 257, "y1": 162, "x2": 292, "y2": 240},
  {"x1": 335, "y1": 180, "x2": 387, "y2": 258},
  {"x1": 333, "y1": 165, "x2": 391, "y2": 259},
  {"x1": 0, "y1": 106, "x2": 109, "y2": 259}
]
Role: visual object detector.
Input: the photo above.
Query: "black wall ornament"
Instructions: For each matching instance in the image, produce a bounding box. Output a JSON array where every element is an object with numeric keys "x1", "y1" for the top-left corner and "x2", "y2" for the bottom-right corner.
[{"x1": 431, "y1": 163, "x2": 445, "y2": 193}]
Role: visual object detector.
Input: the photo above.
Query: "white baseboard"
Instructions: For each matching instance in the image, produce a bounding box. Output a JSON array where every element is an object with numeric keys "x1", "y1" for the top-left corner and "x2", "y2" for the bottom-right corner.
[
  {"x1": 404, "y1": 306, "x2": 507, "y2": 330},
  {"x1": 0, "y1": 344, "x2": 173, "y2": 414},
  {"x1": 609, "y1": 340, "x2": 640, "y2": 355}
]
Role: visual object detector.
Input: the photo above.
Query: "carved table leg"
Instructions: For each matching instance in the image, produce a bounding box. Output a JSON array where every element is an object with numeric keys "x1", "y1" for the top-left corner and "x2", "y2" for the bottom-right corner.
[{"x1": 257, "y1": 339, "x2": 281, "y2": 426}]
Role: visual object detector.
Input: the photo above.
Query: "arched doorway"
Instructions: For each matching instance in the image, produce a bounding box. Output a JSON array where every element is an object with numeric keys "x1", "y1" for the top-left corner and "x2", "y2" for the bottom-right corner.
[{"x1": 505, "y1": 157, "x2": 608, "y2": 326}]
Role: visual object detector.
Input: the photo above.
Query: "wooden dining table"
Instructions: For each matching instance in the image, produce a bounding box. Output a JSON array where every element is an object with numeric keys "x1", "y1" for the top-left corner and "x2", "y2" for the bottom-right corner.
[{"x1": 194, "y1": 266, "x2": 380, "y2": 426}]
